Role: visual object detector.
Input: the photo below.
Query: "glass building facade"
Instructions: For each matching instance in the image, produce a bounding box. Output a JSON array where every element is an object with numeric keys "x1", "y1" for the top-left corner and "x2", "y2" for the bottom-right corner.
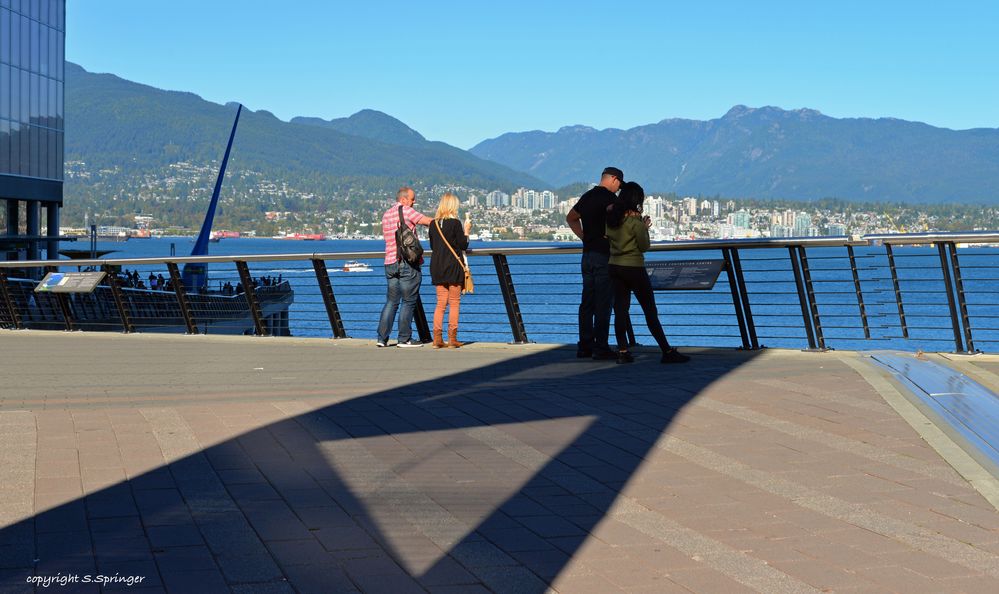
[{"x1": 0, "y1": 0, "x2": 65, "y2": 261}]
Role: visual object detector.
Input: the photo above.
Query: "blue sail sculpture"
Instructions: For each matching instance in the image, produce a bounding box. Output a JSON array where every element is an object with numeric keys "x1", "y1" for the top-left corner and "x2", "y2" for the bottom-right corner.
[{"x1": 183, "y1": 104, "x2": 242, "y2": 290}]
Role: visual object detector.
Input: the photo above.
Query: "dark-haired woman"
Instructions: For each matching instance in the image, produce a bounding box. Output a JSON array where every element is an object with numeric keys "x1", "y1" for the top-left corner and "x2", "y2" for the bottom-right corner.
[{"x1": 606, "y1": 181, "x2": 689, "y2": 364}]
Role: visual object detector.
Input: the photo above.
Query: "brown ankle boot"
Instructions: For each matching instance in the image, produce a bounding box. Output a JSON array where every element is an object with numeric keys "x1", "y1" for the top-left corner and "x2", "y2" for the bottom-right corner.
[
  {"x1": 433, "y1": 329, "x2": 446, "y2": 349},
  {"x1": 447, "y1": 328, "x2": 463, "y2": 348}
]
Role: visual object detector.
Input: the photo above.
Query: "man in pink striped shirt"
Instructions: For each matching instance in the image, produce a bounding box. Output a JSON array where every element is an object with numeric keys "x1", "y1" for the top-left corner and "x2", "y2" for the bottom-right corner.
[{"x1": 377, "y1": 186, "x2": 432, "y2": 347}]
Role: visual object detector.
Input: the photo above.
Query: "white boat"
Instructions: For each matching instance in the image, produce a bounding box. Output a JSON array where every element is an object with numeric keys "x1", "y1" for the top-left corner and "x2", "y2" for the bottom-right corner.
[{"x1": 342, "y1": 260, "x2": 373, "y2": 272}]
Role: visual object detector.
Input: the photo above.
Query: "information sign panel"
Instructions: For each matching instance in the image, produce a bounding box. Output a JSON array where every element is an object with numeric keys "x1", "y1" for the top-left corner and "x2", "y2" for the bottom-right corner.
[
  {"x1": 646, "y1": 259, "x2": 725, "y2": 290},
  {"x1": 34, "y1": 271, "x2": 106, "y2": 294}
]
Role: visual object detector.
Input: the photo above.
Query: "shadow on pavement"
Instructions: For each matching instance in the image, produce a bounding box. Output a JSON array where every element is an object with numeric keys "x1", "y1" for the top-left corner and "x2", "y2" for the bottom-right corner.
[{"x1": 0, "y1": 347, "x2": 760, "y2": 593}]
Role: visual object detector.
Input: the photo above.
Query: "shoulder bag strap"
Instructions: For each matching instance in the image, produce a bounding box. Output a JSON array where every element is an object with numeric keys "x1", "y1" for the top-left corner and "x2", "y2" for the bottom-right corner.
[{"x1": 435, "y1": 219, "x2": 468, "y2": 273}]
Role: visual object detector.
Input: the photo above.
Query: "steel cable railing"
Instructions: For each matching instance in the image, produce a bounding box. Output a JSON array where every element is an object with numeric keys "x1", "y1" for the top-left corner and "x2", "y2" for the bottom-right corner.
[{"x1": 1, "y1": 232, "x2": 998, "y2": 353}]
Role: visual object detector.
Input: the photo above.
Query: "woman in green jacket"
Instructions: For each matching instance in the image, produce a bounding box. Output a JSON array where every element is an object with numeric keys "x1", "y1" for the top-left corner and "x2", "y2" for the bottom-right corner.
[{"x1": 606, "y1": 181, "x2": 689, "y2": 364}]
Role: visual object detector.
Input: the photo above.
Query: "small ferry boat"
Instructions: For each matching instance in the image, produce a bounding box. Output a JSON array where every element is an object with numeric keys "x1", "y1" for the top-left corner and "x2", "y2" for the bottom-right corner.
[
  {"x1": 341, "y1": 260, "x2": 373, "y2": 272},
  {"x1": 274, "y1": 233, "x2": 326, "y2": 241}
]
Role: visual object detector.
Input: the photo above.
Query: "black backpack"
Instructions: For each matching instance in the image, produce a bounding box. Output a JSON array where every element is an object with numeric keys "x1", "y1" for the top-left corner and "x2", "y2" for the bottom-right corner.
[{"x1": 395, "y1": 206, "x2": 424, "y2": 266}]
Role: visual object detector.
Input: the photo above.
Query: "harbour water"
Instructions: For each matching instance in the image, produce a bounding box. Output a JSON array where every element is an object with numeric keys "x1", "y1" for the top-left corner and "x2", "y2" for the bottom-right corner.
[{"x1": 71, "y1": 237, "x2": 999, "y2": 353}]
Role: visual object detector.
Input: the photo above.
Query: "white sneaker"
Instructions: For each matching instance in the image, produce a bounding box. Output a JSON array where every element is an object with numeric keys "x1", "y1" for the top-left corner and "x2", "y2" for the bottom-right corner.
[
  {"x1": 376, "y1": 339, "x2": 389, "y2": 348},
  {"x1": 397, "y1": 339, "x2": 424, "y2": 348}
]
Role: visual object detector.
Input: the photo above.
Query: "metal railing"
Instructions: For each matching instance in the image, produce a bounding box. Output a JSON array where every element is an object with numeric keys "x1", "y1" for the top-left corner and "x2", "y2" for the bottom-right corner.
[{"x1": 1, "y1": 232, "x2": 998, "y2": 353}]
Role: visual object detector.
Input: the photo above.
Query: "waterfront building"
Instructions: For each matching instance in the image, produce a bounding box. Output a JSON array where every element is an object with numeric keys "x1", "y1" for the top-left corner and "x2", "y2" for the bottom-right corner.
[
  {"x1": 794, "y1": 213, "x2": 812, "y2": 236},
  {"x1": 1, "y1": 0, "x2": 66, "y2": 262},
  {"x1": 485, "y1": 190, "x2": 509, "y2": 207},
  {"x1": 731, "y1": 210, "x2": 751, "y2": 229},
  {"x1": 827, "y1": 222, "x2": 847, "y2": 236}
]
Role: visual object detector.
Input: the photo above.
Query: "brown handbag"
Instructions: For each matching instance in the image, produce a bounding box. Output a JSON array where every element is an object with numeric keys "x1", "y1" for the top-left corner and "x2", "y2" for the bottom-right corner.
[{"x1": 435, "y1": 219, "x2": 474, "y2": 294}]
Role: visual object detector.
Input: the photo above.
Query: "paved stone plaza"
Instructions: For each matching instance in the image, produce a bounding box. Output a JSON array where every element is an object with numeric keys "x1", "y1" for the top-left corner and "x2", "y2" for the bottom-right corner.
[{"x1": 2, "y1": 331, "x2": 999, "y2": 593}]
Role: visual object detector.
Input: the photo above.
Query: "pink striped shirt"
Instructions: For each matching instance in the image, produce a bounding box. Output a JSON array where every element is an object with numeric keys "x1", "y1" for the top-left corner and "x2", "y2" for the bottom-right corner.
[{"x1": 382, "y1": 204, "x2": 427, "y2": 265}]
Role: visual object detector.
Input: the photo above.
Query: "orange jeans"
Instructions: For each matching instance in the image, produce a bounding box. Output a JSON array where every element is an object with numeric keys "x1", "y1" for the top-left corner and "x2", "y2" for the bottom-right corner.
[{"x1": 434, "y1": 284, "x2": 462, "y2": 333}]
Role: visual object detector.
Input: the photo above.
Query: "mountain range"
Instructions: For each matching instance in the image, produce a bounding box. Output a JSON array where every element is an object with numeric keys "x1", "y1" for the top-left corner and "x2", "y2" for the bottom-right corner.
[
  {"x1": 65, "y1": 62, "x2": 542, "y2": 193},
  {"x1": 66, "y1": 61, "x2": 999, "y2": 204},
  {"x1": 470, "y1": 106, "x2": 999, "y2": 203}
]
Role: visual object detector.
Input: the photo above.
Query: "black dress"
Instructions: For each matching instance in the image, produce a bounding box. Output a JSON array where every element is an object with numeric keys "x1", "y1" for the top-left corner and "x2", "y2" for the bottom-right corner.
[{"x1": 429, "y1": 218, "x2": 468, "y2": 286}]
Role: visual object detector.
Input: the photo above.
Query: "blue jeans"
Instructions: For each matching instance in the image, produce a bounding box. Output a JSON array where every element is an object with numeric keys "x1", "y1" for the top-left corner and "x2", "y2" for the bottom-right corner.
[
  {"x1": 378, "y1": 261, "x2": 422, "y2": 342},
  {"x1": 578, "y1": 251, "x2": 613, "y2": 353}
]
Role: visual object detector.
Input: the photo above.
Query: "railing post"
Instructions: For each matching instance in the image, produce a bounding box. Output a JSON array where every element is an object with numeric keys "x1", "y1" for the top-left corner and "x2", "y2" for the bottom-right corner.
[
  {"x1": 492, "y1": 254, "x2": 529, "y2": 344},
  {"x1": 46, "y1": 265, "x2": 75, "y2": 332},
  {"x1": 413, "y1": 295, "x2": 432, "y2": 343},
  {"x1": 797, "y1": 247, "x2": 826, "y2": 350},
  {"x1": 788, "y1": 247, "x2": 817, "y2": 350},
  {"x1": 936, "y1": 243, "x2": 965, "y2": 353},
  {"x1": 729, "y1": 249, "x2": 759, "y2": 350},
  {"x1": 167, "y1": 263, "x2": 198, "y2": 334},
  {"x1": 846, "y1": 245, "x2": 870, "y2": 339},
  {"x1": 311, "y1": 258, "x2": 347, "y2": 339},
  {"x1": 0, "y1": 270, "x2": 24, "y2": 329},
  {"x1": 722, "y1": 248, "x2": 751, "y2": 350},
  {"x1": 947, "y1": 242, "x2": 975, "y2": 353},
  {"x1": 104, "y1": 266, "x2": 134, "y2": 333},
  {"x1": 235, "y1": 261, "x2": 268, "y2": 336},
  {"x1": 884, "y1": 244, "x2": 909, "y2": 339}
]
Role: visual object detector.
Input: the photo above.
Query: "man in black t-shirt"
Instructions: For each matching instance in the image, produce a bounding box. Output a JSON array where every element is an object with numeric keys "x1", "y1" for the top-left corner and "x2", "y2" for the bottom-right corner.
[{"x1": 566, "y1": 166, "x2": 623, "y2": 359}]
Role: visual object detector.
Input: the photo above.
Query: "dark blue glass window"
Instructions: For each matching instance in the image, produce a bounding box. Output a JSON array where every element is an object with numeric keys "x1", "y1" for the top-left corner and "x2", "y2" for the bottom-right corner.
[
  {"x1": 9, "y1": 119, "x2": 20, "y2": 175},
  {"x1": 1, "y1": 9, "x2": 9, "y2": 64},
  {"x1": 29, "y1": 72, "x2": 38, "y2": 123},
  {"x1": 30, "y1": 19, "x2": 38, "y2": 72},
  {"x1": 10, "y1": 12, "x2": 20, "y2": 67},
  {"x1": 0, "y1": 65, "x2": 9, "y2": 119},
  {"x1": 39, "y1": 23, "x2": 47, "y2": 75},
  {"x1": 0, "y1": 119, "x2": 9, "y2": 173},
  {"x1": 19, "y1": 68, "x2": 28, "y2": 122},
  {"x1": 18, "y1": 119, "x2": 28, "y2": 174},
  {"x1": 19, "y1": 14, "x2": 28, "y2": 70},
  {"x1": 8, "y1": 64, "x2": 18, "y2": 123}
]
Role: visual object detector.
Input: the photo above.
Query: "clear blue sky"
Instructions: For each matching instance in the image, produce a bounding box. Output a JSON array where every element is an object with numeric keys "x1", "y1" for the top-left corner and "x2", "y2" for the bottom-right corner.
[{"x1": 67, "y1": 0, "x2": 999, "y2": 149}]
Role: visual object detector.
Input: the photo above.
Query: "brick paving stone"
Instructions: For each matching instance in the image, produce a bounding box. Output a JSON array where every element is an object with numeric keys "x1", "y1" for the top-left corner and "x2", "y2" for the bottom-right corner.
[
  {"x1": 548, "y1": 572, "x2": 627, "y2": 594},
  {"x1": 227, "y1": 482, "x2": 282, "y2": 503},
  {"x1": 293, "y1": 505, "x2": 355, "y2": 530},
  {"x1": 427, "y1": 585, "x2": 492, "y2": 594},
  {"x1": 215, "y1": 550, "x2": 284, "y2": 584},
  {"x1": 96, "y1": 559, "x2": 161, "y2": 589},
  {"x1": 851, "y1": 565, "x2": 943, "y2": 593},
  {"x1": 313, "y1": 525, "x2": 379, "y2": 552},
  {"x1": 160, "y1": 569, "x2": 229, "y2": 594},
  {"x1": 229, "y1": 583, "x2": 295, "y2": 594},
  {"x1": 153, "y1": 545, "x2": 218, "y2": 574},
  {"x1": 237, "y1": 500, "x2": 313, "y2": 542},
  {"x1": 265, "y1": 539, "x2": 331, "y2": 569},
  {"x1": 146, "y1": 524, "x2": 205, "y2": 548},
  {"x1": 418, "y1": 556, "x2": 480, "y2": 587},
  {"x1": 282, "y1": 563, "x2": 359, "y2": 594},
  {"x1": 663, "y1": 566, "x2": 762, "y2": 594}
]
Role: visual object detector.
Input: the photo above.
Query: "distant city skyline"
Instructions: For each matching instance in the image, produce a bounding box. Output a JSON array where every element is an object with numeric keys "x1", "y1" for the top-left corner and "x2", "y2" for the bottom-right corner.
[{"x1": 67, "y1": 0, "x2": 999, "y2": 149}]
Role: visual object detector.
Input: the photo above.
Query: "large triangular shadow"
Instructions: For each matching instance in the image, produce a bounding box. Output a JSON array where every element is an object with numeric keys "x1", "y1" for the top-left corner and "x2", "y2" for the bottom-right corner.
[{"x1": 0, "y1": 347, "x2": 760, "y2": 593}]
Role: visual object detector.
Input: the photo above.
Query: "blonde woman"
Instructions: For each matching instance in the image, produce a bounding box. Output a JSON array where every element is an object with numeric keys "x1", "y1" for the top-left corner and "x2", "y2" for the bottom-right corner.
[{"x1": 429, "y1": 193, "x2": 472, "y2": 348}]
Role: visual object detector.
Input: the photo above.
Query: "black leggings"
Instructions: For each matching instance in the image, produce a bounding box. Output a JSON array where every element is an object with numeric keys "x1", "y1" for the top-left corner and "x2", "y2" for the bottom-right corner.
[{"x1": 609, "y1": 264, "x2": 671, "y2": 353}]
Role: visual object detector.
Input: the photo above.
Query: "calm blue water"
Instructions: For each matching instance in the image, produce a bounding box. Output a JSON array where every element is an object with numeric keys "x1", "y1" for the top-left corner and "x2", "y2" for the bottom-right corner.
[{"x1": 82, "y1": 237, "x2": 999, "y2": 353}]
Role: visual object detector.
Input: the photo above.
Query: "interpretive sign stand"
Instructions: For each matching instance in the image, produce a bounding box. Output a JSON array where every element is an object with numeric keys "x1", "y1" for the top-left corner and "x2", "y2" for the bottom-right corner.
[
  {"x1": 646, "y1": 259, "x2": 724, "y2": 290},
  {"x1": 34, "y1": 271, "x2": 106, "y2": 294}
]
